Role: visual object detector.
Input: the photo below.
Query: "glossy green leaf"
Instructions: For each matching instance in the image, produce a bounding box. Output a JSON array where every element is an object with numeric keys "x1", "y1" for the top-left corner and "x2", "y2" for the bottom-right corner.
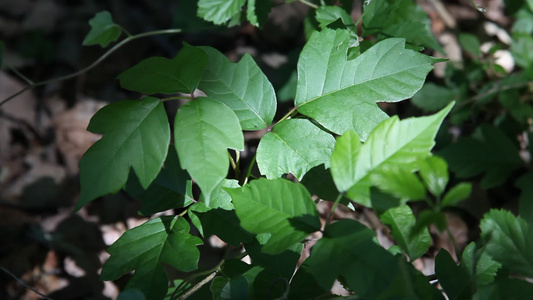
[
  {"x1": 439, "y1": 125, "x2": 522, "y2": 189},
  {"x1": 197, "y1": 46, "x2": 276, "y2": 130},
  {"x1": 412, "y1": 83, "x2": 456, "y2": 112},
  {"x1": 480, "y1": 209, "x2": 533, "y2": 277},
  {"x1": 461, "y1": 242, "x2": 501, "y2": 286},
  {"x1": 78, "y1": 97, "x2": 170, "y2": 210},
  {"x1": 256, "y1": 119, "x2": 335, "y2": 180},
  {"x1": 197, "y1": 0, "x2": 245, "y2": 25},
  {"x1": 117, "y1": 44, "x2": 208, "y2": 95},
  {"x1": 295, "y1": 29, "x2": 441, "y2": 140},
  {"x1": 516, "y1": 171, "x2": 533, "y2": 226},
  {"x1": 174, "y1": 98, "x2": 244, "y2": 202},
  {"x1": 418, "y1": 155, "x2": 449, "y2": 198},
  {"x1": 331, "y1": 103, "x2": 453, "y2": 206},
  {"x1": 303, "y1": 219, "x2": 443, "y2": 299},
  {"x1": 101, "y1": 217, "x2": 203, "y2": 300},
  {"x1": 82, "y1": 11, "x2": 121, "y2": 47},
  {"x1": 442, "y1": 182, "x2": 472, "y2": 207},
  {"x1": 225, "y1": 178, "x2": 321, "y2": 254},
  {"x1": 371, "y1": 166, "x2": 426, "y2": 201},
  {"x1": 435, "y1": 248, "x2": 472, "y2": 300},
  {"x1": 381, "y1": 205, "x2": 431, "y2": 261},
  {"x1": 125, "y1": 147, "x2": 192, "y2": 215}
]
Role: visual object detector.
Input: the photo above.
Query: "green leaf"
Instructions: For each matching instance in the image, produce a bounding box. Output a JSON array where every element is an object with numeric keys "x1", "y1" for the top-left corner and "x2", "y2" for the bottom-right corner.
[
  {"x1": 246, "y1": 0, "x2": 272, "y2": 27},
  {"x1": 303, "y1": 219, "x2": 443, "y2": 299},
  {"x1": 256, "y1": 119, "x2": 335, "y2": 180},
  {"x1": 380, "y1": 205, "x2": 431, "y2": 261},
  {"x1": 418, "y1": 156, "x2": 449, "y2": 198},
  {"x1": 101, "y1": 217, "x2": 203, "y2": 300},
  {"x1": 461, "y1": 242, "x2": 501, "y2": 286},
  {"x1": 473, "y1": 276, "x2": 533, "y2": 300},
  {"x1": 225, "y1": 178, "x2": 321, "y2": 254},
  {"x1": 480, "y1": 209, "x2": 533, "y2": 277},
  {"x1": 331, "y1": 103, "x2": 453, "y2": 206},
  {"x1": 78, "y1": 97, "x2": 170, "y2": 210},
  {"x1": 118, "y1": 289, "x2": 146, "y2": 300},
  {"x1": 197, "y1": 46, "x2": 276, "y2": 130},
  {"x1": 125, "y1": 146, "x2": 192, "y2": 215},
  {"x1": 197, "y1": 0, "x2": 245, "y2": 25},
  {"x1": 459, "y1": 33, "x2": 482, "y2": 56},
  {"x1": 412, "y1": 210, "x2": 447, "y2": 234},
  {"x1": 412, "y1": 83, "x2": 456, "y2": 112},
  {"x1": 441, "y1": 182, "x2": 472, "y2": 207},
  {"x1": 295, "y1": 29, "x2": 440, "y2": 140},
  {"x1": 511, "y1": 33, "x2": 533, "y2": 69},
  {"x1": 516, "y1": 171, "x2": 533, "y2": 226},
  {"x1": 435, "y1": 248, "x2": 472, "y2": 300},
  {"x1": 82, "y1": 11, "x2": 121, "y2": 48},
  {"x1": 316, "y1": 6, "x2": 355, "y2": 30},
  {"x1": 371, "y1": 166, "x2": 426, "y2": 201},
  {"x1": 439, "y1": 125, "x2": 522, "y2": 189},
  {"x1": 210, "y1": 275, "x2": 249, "y2": 300},
  {"x1": 174, "y1": 98, "x2": 244, "y2": 202},
  {"x1": 301, "y1": 165, "x2": 349, "y2": 203},
  {"x1": 117, "y1": 44, "x2": 208, "y2": 95}
]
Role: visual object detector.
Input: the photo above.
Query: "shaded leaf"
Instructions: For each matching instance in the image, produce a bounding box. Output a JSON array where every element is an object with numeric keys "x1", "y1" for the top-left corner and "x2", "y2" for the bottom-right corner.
[
  {"x1": 461, "y1": 242, "x2": 501, "y2": 286},
  {"x1": 295, "y1": 29, "x2": 441, "y2": 140},
  {"x1": 225, "y1": 178, "x2": 321, "y2": 254},
  {"x1": 101, "y1": 217, "x2": 203, "y2": 300},
  {"x1": 78, "y1": 97, "x2": 170, "y2": 210},
  {"x1": 197, "y1": 46, "x2": 276, "y2": 130},
  {"x1": 117, "y1": 44, "x2": 207, "y2": 95},
  {"x1": 473, "y1": 274, "x2": 533, "y2": 300},
  {"x1": 515, "y1": 171, "x2": 533, "y2": 226},
  {"x1": 246, "y1": 0, "x2": 272, "y2": 27},
  {"x1": 412, "y1": 83, "x2": 456, "y2": 112},
  {"x1": 435, "y1": 248, "x2": 472, "y2": 300},
  {"x1": 82, "y1": 11, "x2": 121, "y2": 47},
  {"x1": 117, "y1": 289, "x2": 145, "y2": 300},
  {"x1": 256, "y1": 119, "x2": 335, "y2": 180},
  {"x1": 442, "y1": 182, "x2": 472, "y2": 207},
  {"x1": 418, "y1": 155, "x2": 449, "y2": 198},
  {"x1": 174, "y1": 98, "x2": 244, "y2": 202}
]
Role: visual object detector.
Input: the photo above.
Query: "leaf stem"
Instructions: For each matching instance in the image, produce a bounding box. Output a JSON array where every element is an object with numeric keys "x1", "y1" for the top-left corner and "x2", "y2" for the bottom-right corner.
[
  {"x1": 326, "y1": 193, "x2": 344, "y2": 225},
  {"x1": 0, "y1": 28, "x2": 182, "y2": 107},
  {"x1": 298, "y1": 0, "x2": 318, "y2": 9},
  {"x1": 243, "y1": 154, "x2": 257, "y2": 185},
  {"x1": 160, "y1": 95, "x2": 194, "y2": 102},
  {"x1": 277, "y1": 107, "x2": 298, "y2": 124}
]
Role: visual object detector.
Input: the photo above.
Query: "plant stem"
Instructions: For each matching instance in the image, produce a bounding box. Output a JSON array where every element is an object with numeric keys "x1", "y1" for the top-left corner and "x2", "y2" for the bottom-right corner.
[
  {"x1": 326, "y1": 193, "x2": 344, "y2": 225},
  {"x1": 0, "y1": 28, "x2": 182, "y2": 107},
  {"x1": 243, "y1": 154, "x2": 257, "y2": 185},
  {"x1": 299, "y1": 0, "x2": 318, "y2": 9},
  {"x1": 277, "y1": 107, "x2": 298, "y2": 124},
  {"x1": 0, "y1": 266, "x2": 54, "y2": 300},
  {"x1": 161, "y1": 95, "x2": 194, "y2": 102},
  {"x1": 178, "y1": 271, "x2": 218, "y2": 300}
]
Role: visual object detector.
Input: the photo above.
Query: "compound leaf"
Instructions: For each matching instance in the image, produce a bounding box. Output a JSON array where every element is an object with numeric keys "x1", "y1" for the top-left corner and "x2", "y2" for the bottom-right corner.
[
  {"x1": 78, "y1": 97, "x2": 170, "y2": 210},
  {"x1": 82, "y1": 11, "x2": 121, "y2": 47},
  {"x1": 256, "y1": 119, "x2": 335, "y2": 180},
  {"x1": 117, "y1": 44, "x2": 207, "y2": 95},
  {"x1": 480, "y1": 209, "x2": 533, "y2": 277},
  {"x1": 225, "y1": 178, "x2": 321, "y2": 254},
  {"x1": 331, "y1": 103, "x2": 453, "y2": 206},
  {"x1": 295, "y1": 29, "x2": 441, "y2": 140},
  {"x1": 197, "y1": 0, "x2": 245, "y2": 25},
  {"x1": 198, "y1": 46, "x2": 276, "y2": 130},
  {"x1": 174, "y1": 98, "x2": 244, "y2": 203},
  {"x1": 101, "y1": 217, "x2": 203, "y2": 300}
]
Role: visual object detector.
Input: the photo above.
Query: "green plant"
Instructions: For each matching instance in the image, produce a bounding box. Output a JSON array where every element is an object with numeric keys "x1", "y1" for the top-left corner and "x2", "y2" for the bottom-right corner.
[{"x1": 2, "y1": 1, "x2": 533, "y2": 299}]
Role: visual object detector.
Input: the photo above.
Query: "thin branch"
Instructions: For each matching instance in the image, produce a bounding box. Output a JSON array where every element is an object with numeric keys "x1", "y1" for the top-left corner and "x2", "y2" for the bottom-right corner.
[
  {"x1": 458, "y1": 80, "x2": 532, "y2": 108},
  {"x1": 326, "y1": 193, "x2": 344, "y2": 225},
  {"x1": 299, "y1": 0, "x2": 319, "y2": 9},
  {"x1": 0, "y1": 28, "x2": 182, "y2": 107},
  {"x1": 0, "y1": 266, "x2": 54, "y2": 300},
  {"x1": 178, "y1": 271, "x2": 218, "y2": 300}
]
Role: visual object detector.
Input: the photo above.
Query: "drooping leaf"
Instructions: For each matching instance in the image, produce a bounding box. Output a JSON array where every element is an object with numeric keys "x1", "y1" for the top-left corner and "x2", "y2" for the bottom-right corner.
[
  {"x1": 295, "y1": 29, "x2": 441, "y2": 140},
  {"x1": 441, "y1": 182, "x2": 472, "y2": 208},
  {"x1": 78, "y1": 97, "x2": 170, "y2": 210},
  {"x1": 125, "y1": 146, "x2": 192, "y2": 215},
  {"x1": 256, "y1": 119, "x2": 335, "y2": 180},
  {"x1": 197, "y1": 0, "x2": 245, "y2": 25},
  {"x1": 302, "y1": 219, "x2": 443, "y2": 299},
  {"x1": 82, "y1": 11, "x2": 121, "y2": 47},
  {"x1": 197, "y1": 46, "x2": 276, "y2": 130},
  {"x1": 435, "y1": 248, "x2": 472, "y2": 300},
  {"x1": 380, "y1": 205, "x2": 431, "y2": 261},
  {"x1": 480, "y1": 209, "x2": 533, "y2": 277},
  {"x1": 418, "y1": 155, "x2": 449, "y2": 198},
  {"x1": 117, "y1": 44, "x2": 207, "y2": 95},
  {"x1": 225, "y1": 178, "x2": 321, "y2": 254},
  {"x1": 461, "y1": 242, "x2": 501, "y2": 286},
  {"x1": 331, "y1": 103, "x2": 453, "y2": 206},
  {"x1": 174, "y1": 97, "x2": 244, "y2": 202},
  {"x1": 101, "y1": 217, "x2": 203, "y2": 300},
  {"x1": 439, "y1": 124, "x2": 522, "y2": 189}
]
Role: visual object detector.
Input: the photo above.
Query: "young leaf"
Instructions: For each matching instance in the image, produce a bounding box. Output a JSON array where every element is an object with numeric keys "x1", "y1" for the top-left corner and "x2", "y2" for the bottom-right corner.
[
  {"x1": 117, "y1": 44, "x2": 208, "y2": 95},
  {"x1": 480, "y1": 209, "x2": 533, "y2": 277},
  {"x1": 418, "y1": 155, "x2": 449, "y2": 198},
  {"x1": 461, "y1": 242, "x2": 501, "y2": 286},
  {"x1": 82, "y1": 11, "x2": 121, "y2": 48},
  {"x1": 295, "y1": 29, "x2": 441, "y2": 140},
  {"x1": 435, "y1": 248, "x2": 472, "y2": 300},
  {"x1": 441, "y1": 182, "x2": 472, "y2": 207},
  {"x1": 380, "y1": 205, "x2": 431, "y2": 261},
  {"x1": 101, "y1": 217, "x2": 203, "y2": 300},
  {"x1": 174, "y1": 98, "x2": 244, "y2": 202},
  {"x1": 256, "y1": 119, "x2": 335, "y2": 180},
  {"x1": 197, "y1": 0, "x2": 245, "y2": 25},
  {"x1": 331, "y1": 103, "x2": 453, "y2": 206},
  {"x1": 439, "y1": 124, "x2": 522, "y2": 189},
  {"x1": 78, "y1": 97, "x2": 170, "y2": 210},
  {"x1": 197, "y1": 46, "x2": 276, "y2": 130},
  {"x1": 225, "y1": 178, "x2": 321, "y2": 254}
]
